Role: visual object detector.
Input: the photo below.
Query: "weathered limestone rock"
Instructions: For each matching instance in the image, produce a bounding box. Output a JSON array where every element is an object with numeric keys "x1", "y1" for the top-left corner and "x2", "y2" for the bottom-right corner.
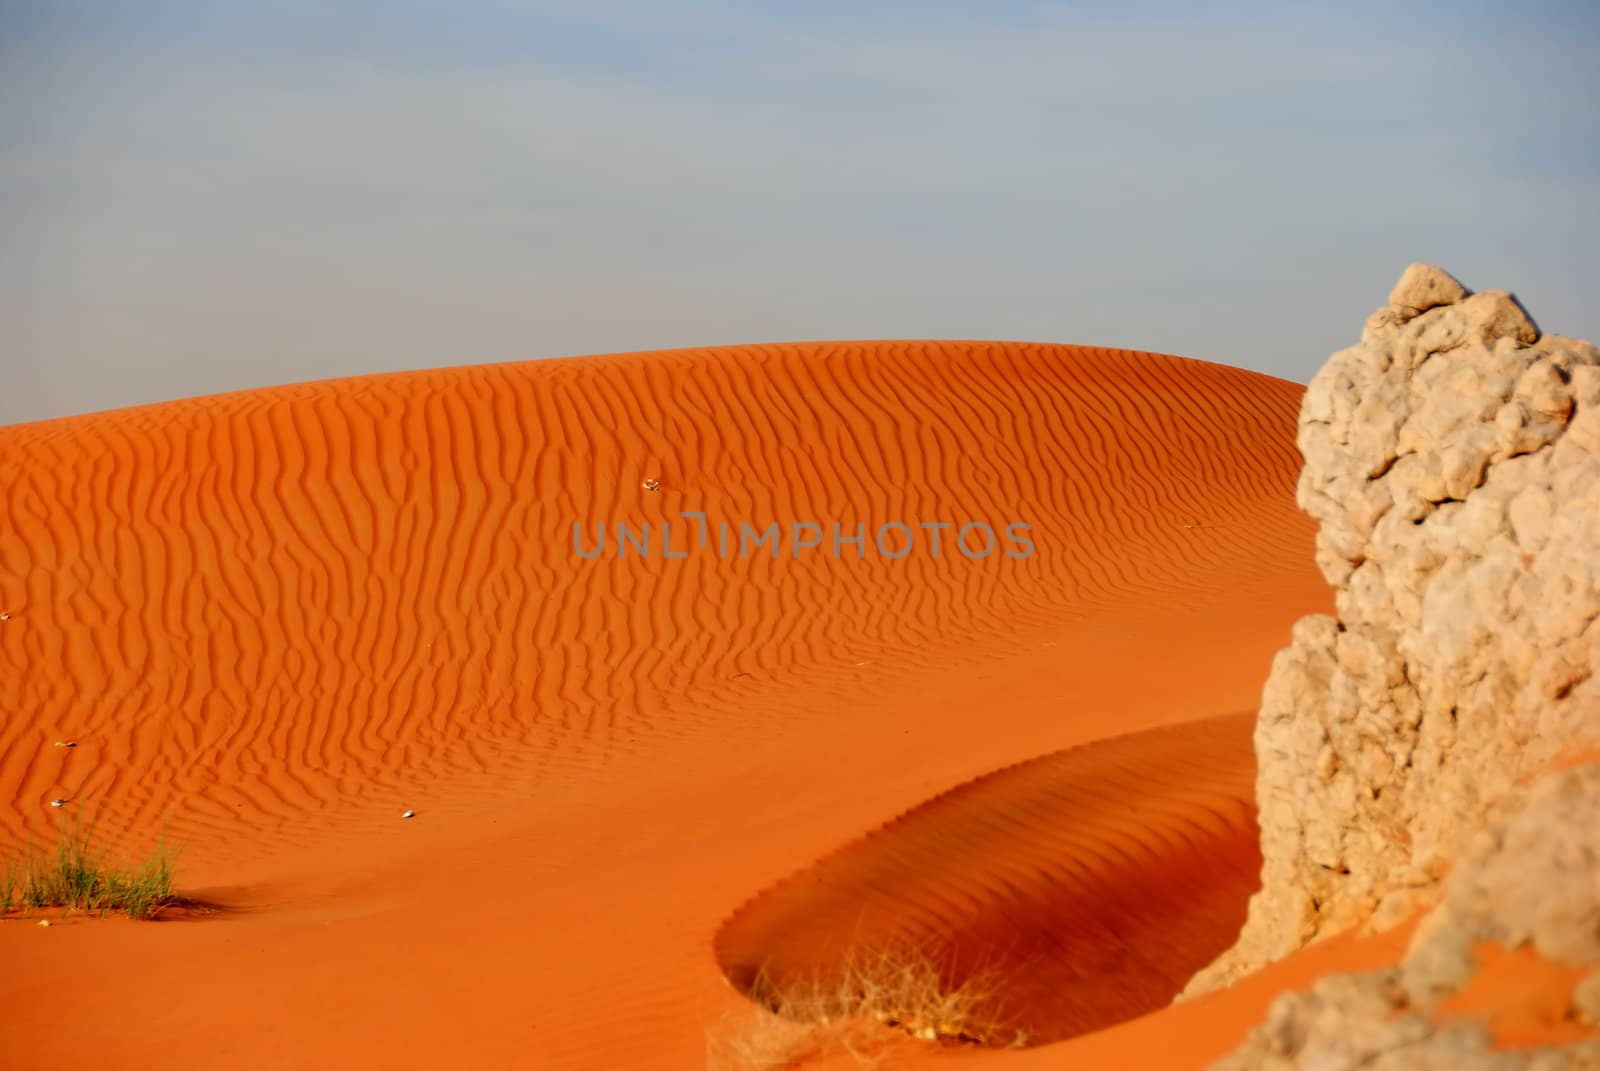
[
  {"x1": 1389, "y1": 262, "x2": 1470, "y2": 321},
  {"x1": 1212, "y1": 762, "x2": 1600, "y2": 1070},
  {"x1": 1187, "y1": 265, "x2": 1600, "y2": 995}
]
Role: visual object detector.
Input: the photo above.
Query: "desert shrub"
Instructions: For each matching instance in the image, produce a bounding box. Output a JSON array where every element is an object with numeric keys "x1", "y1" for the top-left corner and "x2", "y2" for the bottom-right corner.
[
  {"x1": 4, "y1": 821, "x2": 176, "y2": 920},
  {"x1": 707, "y1": 943, "x2": 1022, "y2": 1069}
]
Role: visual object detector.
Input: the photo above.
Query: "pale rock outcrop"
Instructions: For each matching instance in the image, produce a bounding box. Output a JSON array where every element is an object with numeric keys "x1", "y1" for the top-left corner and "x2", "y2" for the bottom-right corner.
[
  {"x1": 1389, "y1": 261, "x2": 1470, "y2": 321},
  {"x1": 1188, "y1": 264, "x2": 1600, "y2": 994},
  {"x1": 1212, "y1": 761, "x2": 1600, "y2": 1070}
]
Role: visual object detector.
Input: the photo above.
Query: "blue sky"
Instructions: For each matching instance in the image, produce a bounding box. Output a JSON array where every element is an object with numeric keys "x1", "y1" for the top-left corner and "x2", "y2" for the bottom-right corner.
[{"x1": 2, "y1": 1, "x2": 1597, "y2": 424}]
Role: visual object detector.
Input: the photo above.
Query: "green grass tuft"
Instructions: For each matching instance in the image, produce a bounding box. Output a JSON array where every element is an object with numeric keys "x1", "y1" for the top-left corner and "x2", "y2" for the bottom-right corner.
[{"x1": 3, "y1": 821, "x2": 177, "y2": 920}]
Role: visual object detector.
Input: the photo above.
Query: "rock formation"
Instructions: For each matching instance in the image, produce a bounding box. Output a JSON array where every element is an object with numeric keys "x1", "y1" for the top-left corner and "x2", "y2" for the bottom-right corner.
[
  {"x1": 1213, "y1": 761, "x2": 1600, "y2": 1069},
  {"x1": 1185, "y1": 264, "x2": 1600, "y2": 1025}
]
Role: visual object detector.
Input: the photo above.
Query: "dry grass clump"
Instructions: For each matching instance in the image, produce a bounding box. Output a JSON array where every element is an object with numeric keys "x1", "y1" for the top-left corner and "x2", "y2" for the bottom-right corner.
[
  {"x1": 707, "y1": 944, "x2": 1024, "y2": 1070},
  {"x1": 1, "y1": 821, "x2": 176, "y2": 921}
]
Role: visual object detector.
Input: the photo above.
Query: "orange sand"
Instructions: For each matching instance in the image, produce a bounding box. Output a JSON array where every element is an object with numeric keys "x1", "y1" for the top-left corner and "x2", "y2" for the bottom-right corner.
[
  {"x1": 0, "y1": 341, "x2": 1560, "y2": 1068},
  {"x1": 1437, "y1": 944, "x2": 1595, "y2": 1050}
]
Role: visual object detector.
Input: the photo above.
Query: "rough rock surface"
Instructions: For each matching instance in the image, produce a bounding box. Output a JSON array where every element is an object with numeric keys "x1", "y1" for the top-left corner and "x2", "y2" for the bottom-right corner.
[
  {"x1": 1211, "y1": 761, "x2": 1600, "y2": 1069},
  {"x1": 1188, "y1": 264, "x2": 1600, "y2": 993}
]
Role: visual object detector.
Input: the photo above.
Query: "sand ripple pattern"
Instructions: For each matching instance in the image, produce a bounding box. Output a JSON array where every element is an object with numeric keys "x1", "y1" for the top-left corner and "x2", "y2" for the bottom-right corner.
[{"x1": 0, "y1": 343, "x2": 1302, "y2": 857}]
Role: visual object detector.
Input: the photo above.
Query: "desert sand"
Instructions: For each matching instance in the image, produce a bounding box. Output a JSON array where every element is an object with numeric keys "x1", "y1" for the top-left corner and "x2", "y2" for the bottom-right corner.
[{"x1": 1, "y1": 330, "x2": 1590, "y2": 1068}]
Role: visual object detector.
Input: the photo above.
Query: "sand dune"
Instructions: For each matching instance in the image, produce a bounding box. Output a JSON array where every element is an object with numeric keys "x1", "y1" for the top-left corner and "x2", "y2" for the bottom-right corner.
[
  {"x1": 714, "y1": 712, "x2": 1262, "y2": 1045},
  {"x1": 0, "y1": 341, "x2": 1333, "y2": 1068},
  {"x1": 0, "y1": 341, "x2": 1305, "y2": 867}
]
